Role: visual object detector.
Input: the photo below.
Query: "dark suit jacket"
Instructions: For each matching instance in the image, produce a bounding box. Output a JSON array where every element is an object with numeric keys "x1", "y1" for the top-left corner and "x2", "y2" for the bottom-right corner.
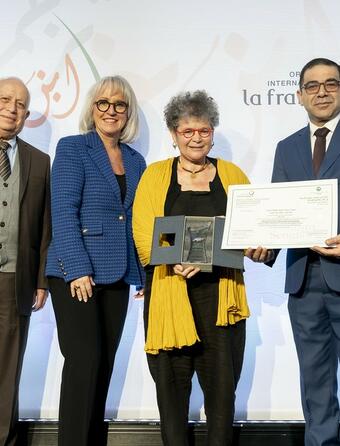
[
  {"x1": 15, "y1": 137, "x2": 51, "y2": 316},
  {"x1": 272, "y1": 119, "x2": 340, "y2": 294}
]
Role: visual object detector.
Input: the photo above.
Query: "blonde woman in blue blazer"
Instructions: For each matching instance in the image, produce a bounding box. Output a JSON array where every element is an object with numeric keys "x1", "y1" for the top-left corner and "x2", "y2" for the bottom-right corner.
[{"x1": 46, "y1": 76, "x2": 146, "y2": 446}]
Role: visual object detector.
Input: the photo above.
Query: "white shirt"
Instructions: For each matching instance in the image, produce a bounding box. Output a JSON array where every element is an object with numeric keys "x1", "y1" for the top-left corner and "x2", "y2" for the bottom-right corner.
[{"x1": 309, "y1": 114, "x2": 340, "y2": 154}]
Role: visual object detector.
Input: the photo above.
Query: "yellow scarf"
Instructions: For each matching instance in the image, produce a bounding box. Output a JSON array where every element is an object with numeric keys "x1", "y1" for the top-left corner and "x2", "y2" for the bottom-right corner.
[{"x1": 133, "y1": 158, "x2": 250, "y2": 354}]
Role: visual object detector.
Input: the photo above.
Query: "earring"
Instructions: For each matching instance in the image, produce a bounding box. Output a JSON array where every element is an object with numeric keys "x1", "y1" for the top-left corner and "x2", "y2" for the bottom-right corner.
[
  {"x1": 211, "y1": 141, "x2": 215, "y2": 147},
  {"x1": 172, "y1": 142, "x2": 177, "y2": 149}
]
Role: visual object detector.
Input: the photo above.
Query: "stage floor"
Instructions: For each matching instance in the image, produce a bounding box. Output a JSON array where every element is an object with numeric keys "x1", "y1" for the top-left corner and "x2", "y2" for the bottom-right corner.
[{"x1": 18, "y1": 420, "x2": 305, "y2": 445}]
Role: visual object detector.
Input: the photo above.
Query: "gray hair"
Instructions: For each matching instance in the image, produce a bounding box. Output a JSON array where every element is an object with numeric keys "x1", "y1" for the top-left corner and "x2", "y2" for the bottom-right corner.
[
  {"x1": 0, "y1": 76, "x2": 31, "y2": 108},
  {"x1": 79, "y1": 75, "x2": 139, "y2": 142},
  {"x1": 164, "y1": 90, "x2": 219, "y2": 131}
]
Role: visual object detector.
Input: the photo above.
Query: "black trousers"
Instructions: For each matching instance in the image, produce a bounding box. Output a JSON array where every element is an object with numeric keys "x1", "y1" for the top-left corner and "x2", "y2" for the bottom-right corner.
[
  {"x1": 145, "y1": 272, "x2": 246, "y2": 446},
  {"x1": 0, "y1": 273, "x2": 30, "y2": 446},
  {"x1": 49, "y1": 277, "x2": 130, "y2": 446}
]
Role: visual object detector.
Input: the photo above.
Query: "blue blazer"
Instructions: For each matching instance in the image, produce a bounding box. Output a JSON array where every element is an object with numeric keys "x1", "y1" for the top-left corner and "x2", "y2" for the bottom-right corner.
[
  {"x1": 46, "y1": 131, "x2": 146, "y2": 286},
  {"x1": 272, "y1": 120, "x2": 340, "y2": 294}
]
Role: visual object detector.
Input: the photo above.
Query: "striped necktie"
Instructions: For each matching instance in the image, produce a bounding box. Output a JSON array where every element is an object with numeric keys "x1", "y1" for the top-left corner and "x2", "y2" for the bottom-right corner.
[{"x1": 0, "y1": 140, "x2": 11, "y2": 181}]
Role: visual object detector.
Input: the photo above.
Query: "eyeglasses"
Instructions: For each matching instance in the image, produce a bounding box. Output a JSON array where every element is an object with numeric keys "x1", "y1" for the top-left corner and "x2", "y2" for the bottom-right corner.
[
  {"x1": 95, "y1": 100, "x2": 128, "y2": 113},
  {"x1": 302, "y1": 79, "x2": 340, "y2": 95},
  {"x1": 176, "y1": 128, "x2": 213, "y2": 139}
]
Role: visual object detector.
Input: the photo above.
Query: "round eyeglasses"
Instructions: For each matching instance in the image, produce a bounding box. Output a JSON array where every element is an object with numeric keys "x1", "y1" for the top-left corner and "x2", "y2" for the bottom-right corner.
[
  {"x1": 95, "y1": 100, "x2": 128, "y2": 113},
  {"x1": 302, "y1": 79, "x2": 340, "y2": 95},
  {"x1": 176, "y1": 128, "x2": 213, "y2": 139}
]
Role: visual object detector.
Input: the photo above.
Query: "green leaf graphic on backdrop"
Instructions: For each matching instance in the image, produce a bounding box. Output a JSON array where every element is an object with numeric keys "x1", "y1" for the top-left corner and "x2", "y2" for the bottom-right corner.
[{"x1": 55, "y1": 15, "x2": 100, "y2": 81}]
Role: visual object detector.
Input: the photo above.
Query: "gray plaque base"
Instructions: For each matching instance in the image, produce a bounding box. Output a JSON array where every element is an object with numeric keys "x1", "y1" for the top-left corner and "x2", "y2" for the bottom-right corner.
[{"x1": 150, "y1": 216, "x2": 243, "y2": 271}]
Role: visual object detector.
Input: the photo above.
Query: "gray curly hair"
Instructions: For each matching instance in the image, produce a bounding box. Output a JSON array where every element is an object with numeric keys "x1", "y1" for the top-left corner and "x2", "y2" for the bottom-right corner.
[{"x1": 164, "y1": 90, "x2": 219, "y2": 130}]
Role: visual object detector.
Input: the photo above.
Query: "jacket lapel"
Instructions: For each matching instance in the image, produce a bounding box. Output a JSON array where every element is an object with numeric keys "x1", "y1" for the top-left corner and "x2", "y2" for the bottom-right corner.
[
  {"x1": 319, "y1": 120, "x2": 340, "y2": 177},
  {"x1": 17, "y1": 138, "x2": 31, "y2": 204},
  {"x1": 120, "y1": 143, "x2": 137, "y2": 210},
  {"x1": 85, "y1": 132, "x2": 122, "y2": 202},
  {"x1": 295, "y1": 125, "x2": 314, "y2": 179}
]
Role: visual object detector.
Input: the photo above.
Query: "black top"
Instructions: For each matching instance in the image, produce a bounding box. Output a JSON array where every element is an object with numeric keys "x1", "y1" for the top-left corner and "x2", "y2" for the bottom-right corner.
[
  {"x1": 115, "y1": 174, "x2": 127, "y2": 202},
  {"x1": 164, "y1": 157, "x2": 227, "y2": 217}
]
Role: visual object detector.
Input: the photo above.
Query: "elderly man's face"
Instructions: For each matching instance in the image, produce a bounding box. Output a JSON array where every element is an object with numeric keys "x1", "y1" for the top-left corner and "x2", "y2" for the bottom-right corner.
[
  {"x1": 297, "y1": 64, "x2": 340, "y2": 126},
  {"x1": 0, "y1": 79, "x2": 30, "y2": 139}
]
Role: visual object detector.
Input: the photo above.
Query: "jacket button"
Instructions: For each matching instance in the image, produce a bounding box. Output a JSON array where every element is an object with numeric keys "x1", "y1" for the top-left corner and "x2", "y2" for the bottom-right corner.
[
  {"x1": 0, "y1": 222, "x2": 5, "y2": 227},
  {"x1": 118, "y1": 215, "x2": 124, "y2": 220},
  {"x1": 63, "y1": 272, "x2": 67, "y2": 276}
]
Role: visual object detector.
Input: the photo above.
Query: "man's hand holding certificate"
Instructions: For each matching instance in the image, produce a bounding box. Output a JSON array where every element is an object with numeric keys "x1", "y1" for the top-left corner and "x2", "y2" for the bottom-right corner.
[{"x1": 222, "y1": 179, "x2": 338, "y2": 249}]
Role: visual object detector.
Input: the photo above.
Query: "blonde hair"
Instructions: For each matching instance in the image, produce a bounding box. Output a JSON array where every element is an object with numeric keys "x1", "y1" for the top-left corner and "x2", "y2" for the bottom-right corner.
[{"x1": 79, "y1": 75, "x2": 139, "y2": 142}]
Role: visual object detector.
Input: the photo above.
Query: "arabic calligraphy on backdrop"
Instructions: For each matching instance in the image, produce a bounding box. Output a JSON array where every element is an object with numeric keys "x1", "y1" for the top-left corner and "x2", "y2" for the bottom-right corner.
[{"x1": 25, "y1": 54, "x2": 80, "y2": 128}]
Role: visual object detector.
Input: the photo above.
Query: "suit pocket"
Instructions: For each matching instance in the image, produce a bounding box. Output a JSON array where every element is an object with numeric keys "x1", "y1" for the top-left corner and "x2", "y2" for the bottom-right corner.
[{"x1": 81, "y1": 222, "x2": 103, "y2": 236}]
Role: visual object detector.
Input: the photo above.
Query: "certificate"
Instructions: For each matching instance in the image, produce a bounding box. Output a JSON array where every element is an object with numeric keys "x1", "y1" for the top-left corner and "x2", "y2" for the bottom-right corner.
[{"x1": 222, "y1": 179, "x2": 338, "y2": 249}]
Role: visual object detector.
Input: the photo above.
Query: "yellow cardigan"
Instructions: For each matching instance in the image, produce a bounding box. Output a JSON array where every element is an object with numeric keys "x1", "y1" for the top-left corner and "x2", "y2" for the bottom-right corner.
[{"x1": 133, "y1": 157, "x2": 250, "y2": 354}]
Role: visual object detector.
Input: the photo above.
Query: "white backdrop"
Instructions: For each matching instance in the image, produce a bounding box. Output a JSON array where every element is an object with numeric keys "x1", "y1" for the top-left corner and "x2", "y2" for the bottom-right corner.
[{"x1": 2, "y1": 0, "x2": 340, "y2": 421}]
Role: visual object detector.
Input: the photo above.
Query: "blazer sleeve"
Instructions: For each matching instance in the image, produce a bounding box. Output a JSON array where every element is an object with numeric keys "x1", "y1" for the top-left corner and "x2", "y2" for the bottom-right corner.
[
  {"x1": 51, "y1": 137, "x2": 94, "y2": 281},
  {"x1": 37, "y1": 156, "x2": 52, "y2": 289}
]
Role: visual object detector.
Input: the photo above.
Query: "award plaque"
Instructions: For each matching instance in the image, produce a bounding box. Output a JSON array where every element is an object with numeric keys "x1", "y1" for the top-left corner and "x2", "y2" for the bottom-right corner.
[{"x1": 150, "y1": 215, "x2": 244, "y2": 272}]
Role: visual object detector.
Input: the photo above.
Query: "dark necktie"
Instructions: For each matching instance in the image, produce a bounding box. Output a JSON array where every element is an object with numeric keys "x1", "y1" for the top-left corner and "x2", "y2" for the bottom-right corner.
[
  {"x1": 0, "y1": 140, "x2": 11, "y2": 181},
  {"x1": 313, "y1": 127, "x2": 330, "y2": 175}
]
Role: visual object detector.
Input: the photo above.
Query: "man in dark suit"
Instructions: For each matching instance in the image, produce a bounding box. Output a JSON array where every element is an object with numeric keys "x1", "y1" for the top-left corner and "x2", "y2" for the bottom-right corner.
[
  {"x1": 247, "y1": 58, "x2": 340, "y2": 446},
  {"x1": 0, "y1": 77, "x2": 51, "y2": 446}
]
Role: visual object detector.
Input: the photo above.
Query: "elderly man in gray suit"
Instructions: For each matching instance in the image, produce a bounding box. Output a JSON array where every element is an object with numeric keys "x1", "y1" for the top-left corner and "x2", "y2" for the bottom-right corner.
[{"x1": 0, "y1": 77, "x2": 51, "y2": 446}]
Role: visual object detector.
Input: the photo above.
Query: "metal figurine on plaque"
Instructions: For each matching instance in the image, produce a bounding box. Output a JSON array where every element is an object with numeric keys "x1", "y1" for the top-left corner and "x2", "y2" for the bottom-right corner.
[
  {"x1": 182, "y1": 217, "x2": 213, "y2": 271},
  {"x1": 185, "y1": 222, "x2": 212, "y2": 263},
  {"x1": 150, "y1": 215, "x2": 244, "y2": 272}
]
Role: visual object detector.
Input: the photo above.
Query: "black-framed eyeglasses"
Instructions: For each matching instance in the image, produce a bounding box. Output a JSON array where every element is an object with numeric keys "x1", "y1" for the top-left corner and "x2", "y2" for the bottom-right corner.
[
  {"x1": 176, "y1": 128, "x2": 213, "y2": 139},
  {"x1": 302, "y1": 79, "x2": 340, "y2": 95},
  {"x1": 95, "y1": 100, "x2": 128, "y2": 113}
]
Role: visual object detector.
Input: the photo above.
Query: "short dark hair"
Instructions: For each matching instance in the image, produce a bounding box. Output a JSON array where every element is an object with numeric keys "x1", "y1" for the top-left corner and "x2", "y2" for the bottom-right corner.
[{"x1": 299, "y1": 58, "x2": 340, "y2": 89}]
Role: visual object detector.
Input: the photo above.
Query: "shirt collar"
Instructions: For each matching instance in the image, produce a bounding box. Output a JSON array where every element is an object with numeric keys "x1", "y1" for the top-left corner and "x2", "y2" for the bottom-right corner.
[
  {"x1": 310, "y1": 114, "x2": 340, "y2": 136},
  {"x1": 2, "y1": 137, "x2": 18, "y2": 156}
]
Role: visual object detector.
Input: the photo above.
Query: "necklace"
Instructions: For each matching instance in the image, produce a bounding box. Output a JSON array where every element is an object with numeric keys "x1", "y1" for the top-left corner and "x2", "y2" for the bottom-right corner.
[{"x1": 178, "y1": 157, "x2": 208, "y2": 178}]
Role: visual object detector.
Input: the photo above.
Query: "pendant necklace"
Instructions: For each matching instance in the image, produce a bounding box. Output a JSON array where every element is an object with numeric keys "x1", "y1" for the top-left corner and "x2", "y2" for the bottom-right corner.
[{"x1": 178, "y1": 157, "x2": 208, "y2": 178}]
